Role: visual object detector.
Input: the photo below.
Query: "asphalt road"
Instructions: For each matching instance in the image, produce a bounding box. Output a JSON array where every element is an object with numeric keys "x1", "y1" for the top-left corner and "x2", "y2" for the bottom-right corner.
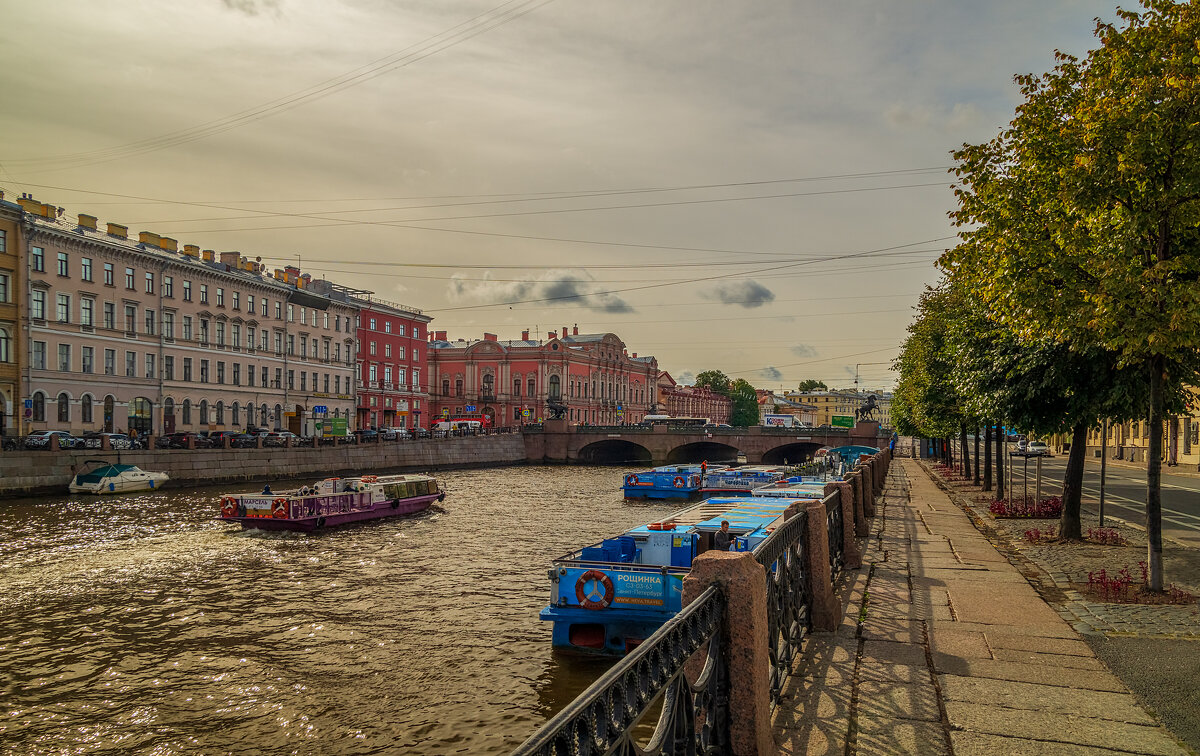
[{"x1": 1001, "y1": 452, "x2": 1200, "y2": 546}]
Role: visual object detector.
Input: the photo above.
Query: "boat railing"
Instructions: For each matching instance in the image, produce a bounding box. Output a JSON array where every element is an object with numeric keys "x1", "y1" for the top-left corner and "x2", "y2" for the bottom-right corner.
[
  {"x1": 512, "y1": 585, "x2": 729, "y2": 755},
  {"x1": 550, "y1": 557, "x2": 689, "y2": 575}
]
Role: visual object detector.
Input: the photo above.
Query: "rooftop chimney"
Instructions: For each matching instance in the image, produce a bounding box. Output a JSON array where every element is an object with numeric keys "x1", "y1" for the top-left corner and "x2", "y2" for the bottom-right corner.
[
  {"x1": 219, "y1": 251, "x2": 240, "y2": 266},
  {"x1": 77, "y1": 214, "x2": 97, "y2": 230},
  {"x1": 435, "y1": 330, "x2": 447, "y2": 341},
  {"x1": 160, "y1": 236, "x2": 178, "y2": 252},
  {"x1": 562, "y1": 327, "x2": 568, "y2": 338},
  {"x1": 521, "y1": 330, "x2": 529, "y2": 340},
  {"x1": 202, "y1": 249, "x2": 216, "y2": 262},
  {"x1": 182, "y1": 244, "x2": 200, "y2": 257},
  {"x1": 632, "y1": 353, "x2": 637, "y2": 358},
  {"x1": 484, "y1": 332, "x2": 498, "y2": 342},
  {"x1": 107, "y1": 223, "x2": 128, "y2": 239},
  {"x1": 16, "y1": 195, "x2": 40, "y2": 214},
  {"x1": 573, "y1": 324, "x2": 578, "y2": 335},
  {"x1": 138, "y1": 231, "x2": 161, "y2": 247}
]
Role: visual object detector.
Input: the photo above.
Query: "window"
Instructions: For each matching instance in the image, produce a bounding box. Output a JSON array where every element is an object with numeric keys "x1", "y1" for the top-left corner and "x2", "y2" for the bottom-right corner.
[
  {"x1": 398, "y1": 368, "x2": 407, "y2": 388},
  {"x1": 300, "y1": 307, "x2": 306, "y2": 324},
  {"x1": 58, "y1": 344, "x2": 71, "y2": 372},
  {"x1": 163, "y1": 275, "x2": 173, "y2": 297},
  {"x1": 216, "y1": 288, "x2": 224, "y2": 307},
  {"x1": 182, "y1": 316, "x2": 193, "y2": 341},
  {"x1": 233, "y1": 363, "x2": 240, "y2": 386},
  {"x1": 260, "y1": 330, "x2": 268, "y2": 351},
  {"x1": 455, "y1": 379, "x2": 463, "y2": 396},
  {"x1": 274, "y1": 332, "x2": 282, "y2": 354},
  {"x1": 300, "y1": 372, "x2": 307, "y2": 391},
  {"x1": 145, "y1": 354, "x2": 155, "y2": 379},
  {"x1": 513, "y1": 378, "x2": 521, "y2": 397},
  {"x1": 232, "y1": 291, "x2": 239, "y2": 310},
  {"x1": 163, "y1": 312, "x2": 174, "y2": 339},
  {"x1": 335, "y1": 375, "x2": 341, "y2": 394},
  {"x1": 335, "y1": 316, "x2": 341, "y2": 332},
  {"x1": 369, "y1": 341, "x2": 377, "y2": 356},
  {"x1": 81, "y1": 395, "x2": 93, "y2": 424},
  {"x1": 104, "y1": 349, "x2": 115, "y2": 375},
  {"x1": 31, "y1": 246, "x2": 44, "y2": 272},
  {"x1": 232, "y1": 324, "x2": 241, "y2": 349},
  {"x1": 81, "y1": 258, "x2": 92, "y2": 282},
  {"x1": 31, "y1": 289, "x2": 45, "y2": 320},
  {"x1": 549, "y1": 375, "x2": 561, "y2": 400},
  {"x1": 81, "y1": 298, "x2": 94, "y2": 327},
  {"x1": 57, "y1": 252, "x2": 69, "y2": 276},
  {"x1": 247, "y1": 363, "x2": 255, "y2": 387},
  {"x1": 0, "y1": 272, "x2": 8, "y2": 303},
  {"x1": 199, "y1": 319, "x2": 209, "y2": 344},
  {"x1": 261, "y1": 299, "x2": 268, "y2": 317},
  {"x1": 57, "y1": 393, "x2": 70, "y2": 423},
  {"x1": 82, "y1": 347, "x2": 94, "y2": 374},
  {"x1": 56, "y1": 293, "x2": 70, "y2": 323},
  {"x1": 384, "y1": 321, "x2": 392, "y2": 333},
  {"x1": 200, "y1": 359, "x2": 209, "y2": 383},
  {"x1": 144, "y1": 309, "x2": 155, "y2": 335},
  {"x1": 183, "y1": 357, "x2": 192, "y2": 382},
  {"x1": 182, "y1": 399, "x2": 191, "y2": 425},
  {"x1": 200, "y1": 284, "x2": 208, "y2": 304},
  {"x1": 369, "y1": 318, "x2": 377, "y2": 330},
  {"x1": 275, "y1": 302, "x2": 281, "y2": 319},
  {"x1": 443, "y1": 379, "x2": 450, "y2": 396},
  {"x1": 323, "y1": 374, "x2": 330, "y2": 393},
  {"x1": 125, "y1": 351, "x2": 136, "y2": 377},
  {"x1": 323, "y1": 313, "x2": 329, "y2": 329},
  {"x1": 216, "y1": 322, "x2": 225, "y2": 347},
  {"x1": 0, "y1": 230, "x2": 4, "y2": 253},
  {"x1": 32, "y1": 392, "x2": 45, "y2": 421},
  {"x1": 104, "y1": 262, "x2": 114, "y2": 286},
  {"x1": 164, "y1": 356, "x2": 174, "y2": 380},
  {"x1": 0, "y1": 328, "x2": 9, "y2": 363},
  {"x1": 385, "y1": 344, "x2": 392, "y2": 358},
  {"x1": 247, "y1": 295, "x2": 254, "y2": 313},
  {"x1": 199, "y1": 400, "x2": 208, "y2": 425},
  {"x1": 528, "y1": 378, "x2": 536, "y2": 397},
  {"x1": 287, "y1": 334, "x2": 294, "y2": 355},
  {"x1": 287, "y1": 370, "x2": 294, "y2": 390},
  {"x1": 261, "y1": 366, "x2": 268, "y2": 387},
  {"x1": 145, "y1": 272, "x2": 154, "y2": 294},
  {"x1": 183, "y1": 280, "x2": 192, "y2": 301},
  {"x1": 216, "y1": 401, "x2": 225, "y2": 425},
  {"x1": 124, "y1": 304, "x2": 136, "y2": 333},
  {"x1": 217, "y1": 362, "x2": 225, "y2": 384},
  {"x1": 287, "y1": 304, "x2": 294, "y2": 322},
  {"x1": 125, "y1": 267, "x2": 135, "y2": 289},
  {"x1": 369, "y1": 364, "x2": 378, "y2": 383},
  {"x1": 104, "y1": 303, "x2": 115, "y2": 330},
  {"x1": 299, "y1": 336, "x2": 307, "y2": 359}
]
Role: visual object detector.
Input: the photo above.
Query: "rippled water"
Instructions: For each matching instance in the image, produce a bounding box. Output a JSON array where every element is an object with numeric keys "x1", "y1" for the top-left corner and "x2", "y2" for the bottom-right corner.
[{"x1": 0, "y1": 465, "x2": 681, "y2": 755}]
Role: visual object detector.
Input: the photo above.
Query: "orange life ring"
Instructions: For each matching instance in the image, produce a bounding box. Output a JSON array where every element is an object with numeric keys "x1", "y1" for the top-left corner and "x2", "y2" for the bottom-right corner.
[
  {"x1": 628, "y1": 474, "x2": 639, "y2": 486},
  {"x1": 220, "y1": 497, "x2": 238, "y2": 517},
  {"x1": 361, "y1": 475, "x2": 378, "y2": 483},
  {"x1": 271, "y1": 498, "x2": 289, "y2": 519},
  {"x1": 673, "y1": 476, "x2": 685, "y2": 488},
  {"x1": 575, "y1": 569, "x2": 615, "y2": 610},
  {"x1": 647, "y1": 522, "x2": 676, "y2": 531}
]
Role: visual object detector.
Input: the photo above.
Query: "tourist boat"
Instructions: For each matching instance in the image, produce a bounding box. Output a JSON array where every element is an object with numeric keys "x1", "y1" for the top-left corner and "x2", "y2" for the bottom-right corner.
[
  {"x1": 621, "y1": 464, "x2": 714, "y2": 500},
  {"x1": 752, "y1": 478, "x2": 832, "y2": 499},
  {"x1": 540, "y1": 495, "x2": 795, "y2": 655},
  {"x1": 218, "y1": 473, "x2": 444, "y2": 532},
  {"x1": 69, "y1": 460, "x2": 170, "y2": 494},
  {"x1": 699, "y1": 465, "x2": 794, "y2": 497}
]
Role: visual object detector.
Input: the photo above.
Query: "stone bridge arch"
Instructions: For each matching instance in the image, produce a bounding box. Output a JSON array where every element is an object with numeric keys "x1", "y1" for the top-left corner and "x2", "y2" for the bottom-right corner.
[
  {"x1": 665, "y1": 441, "x2": 741, "y2": 464},
  {"x1": 577, "y1": 439, "x2": 653, "y2": 464},
  {"x1": 760, "y1": 441, "x2": 826, "y2": 465}
]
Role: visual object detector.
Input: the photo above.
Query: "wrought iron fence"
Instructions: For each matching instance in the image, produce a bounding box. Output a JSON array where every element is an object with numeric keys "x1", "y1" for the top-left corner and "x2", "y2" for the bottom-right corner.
[
  {"x1": 754, "y1": 507, "x2": 812, "y2": 710},
  {"x1": 512, "y1": 586, "x2": 730, "y2": 756},
  {"x1": 827, "y1": 490, "x2": 844, "y2": 581}
]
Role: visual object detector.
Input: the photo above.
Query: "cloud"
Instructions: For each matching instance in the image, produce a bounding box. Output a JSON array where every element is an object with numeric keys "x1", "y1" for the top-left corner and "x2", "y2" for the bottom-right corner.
[
  {"x1": 219, "y1": 0, "x2": 280, "y2": 15},
  {"x1": 884, "y1": 102, "x2": 983, "y2": 132},
  {"x1": 791, "y1": 344, "x2": 819, "y2": 358},
  {"x1": 700, "y1": 280, "x2": 776, "y2": 308},
  {"x1": 677, "y1": 371, "x2": 696, "y2": 385},
  {"x1": 446, "y1": 269, "x2": 633, "y2": 313},
  {"x1": 757, "y1": 366, "x2": 783, "y2": 381}
]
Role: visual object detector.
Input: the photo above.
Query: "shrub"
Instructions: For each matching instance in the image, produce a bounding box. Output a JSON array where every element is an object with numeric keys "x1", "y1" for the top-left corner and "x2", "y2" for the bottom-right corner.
[
  {"x1": 1082, "y1": 562, "x2": 1197, "y2": 604},
  {"x1": 989, "y1": 495, "x2": 1063, "y2": 518},
  {"x1": 1024, "y1": 527, "x2": 1056, "y2": 544},
  {"x1": 1086, "y1": 527, "x2": 1127, "y2": 546}
]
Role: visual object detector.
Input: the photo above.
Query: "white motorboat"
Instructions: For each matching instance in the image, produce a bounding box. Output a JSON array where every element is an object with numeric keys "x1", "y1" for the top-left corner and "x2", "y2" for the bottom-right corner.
[{"x1": 69, "y1": 460, "x2": 169, "y2": 494}]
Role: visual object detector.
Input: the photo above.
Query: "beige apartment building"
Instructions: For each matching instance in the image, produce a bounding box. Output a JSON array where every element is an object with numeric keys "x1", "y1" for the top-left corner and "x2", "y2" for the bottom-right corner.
[
  {"x1": 786, "y1": 388, "x2": 893, "y2": 429},
  {"x1": 12, "y1": 194, "x2": 359, "y2": 437}
]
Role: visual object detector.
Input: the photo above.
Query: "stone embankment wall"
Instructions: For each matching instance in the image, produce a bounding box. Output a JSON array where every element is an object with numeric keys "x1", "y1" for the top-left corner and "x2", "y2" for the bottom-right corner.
[{"x1": 0, "y1": 435, "x2": 529, "y2": 497}]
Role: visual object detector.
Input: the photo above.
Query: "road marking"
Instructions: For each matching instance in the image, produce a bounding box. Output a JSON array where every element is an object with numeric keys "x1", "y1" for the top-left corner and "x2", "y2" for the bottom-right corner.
[{"x1": 1079, "y1": 486, "x2": 1200, "y2": 531}]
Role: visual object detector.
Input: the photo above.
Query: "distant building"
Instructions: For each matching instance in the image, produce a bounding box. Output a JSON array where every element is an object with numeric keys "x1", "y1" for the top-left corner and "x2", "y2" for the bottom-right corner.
[
  {"x1": 428, "y1": 326, "x2": 658, "y2": 427},
  {"x1": 657, "y1": 372, "x2": 732, "y2": 423},
  {"x1": 0, "y1": 197, "x2": 23, "y2": 437},
  {"x1": 757, "y1": 390, "x2": 817, "y2": 426},
  {"x1": 786, "y1": 388, "x2": 893, "y2": 428}
]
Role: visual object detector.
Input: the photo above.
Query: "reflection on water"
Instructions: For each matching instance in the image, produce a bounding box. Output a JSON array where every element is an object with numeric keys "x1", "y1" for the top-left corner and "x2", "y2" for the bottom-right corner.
[{"x1": 0, "y1": 465, "x2": 680, "y2": 754}]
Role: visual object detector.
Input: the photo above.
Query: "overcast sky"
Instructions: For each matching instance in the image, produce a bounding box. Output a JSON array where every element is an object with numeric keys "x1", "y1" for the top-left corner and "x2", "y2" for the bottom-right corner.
[{"x1": 0, "y1": 0, "x2": 1116, "y2": 390}]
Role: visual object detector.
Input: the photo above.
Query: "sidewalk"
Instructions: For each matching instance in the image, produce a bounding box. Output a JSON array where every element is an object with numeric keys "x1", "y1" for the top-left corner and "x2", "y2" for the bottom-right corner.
[{"x1": 773, "y1": 458, "x2": 1191, "y2": 755}]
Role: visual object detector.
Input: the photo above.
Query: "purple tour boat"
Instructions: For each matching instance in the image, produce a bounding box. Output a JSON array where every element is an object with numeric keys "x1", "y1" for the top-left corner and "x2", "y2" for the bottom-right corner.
[{"x1": 218, "y1": 473, "x2": 444, "y2": 532}]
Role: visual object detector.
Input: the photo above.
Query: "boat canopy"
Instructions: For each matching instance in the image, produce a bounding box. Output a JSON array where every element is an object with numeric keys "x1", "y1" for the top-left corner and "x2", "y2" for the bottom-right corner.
[{"x1": 73, "y1": 464, "x2": 139, "y2": 484}]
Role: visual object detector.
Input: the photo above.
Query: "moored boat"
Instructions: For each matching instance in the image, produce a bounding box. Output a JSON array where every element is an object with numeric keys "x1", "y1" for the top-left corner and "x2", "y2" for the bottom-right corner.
[
  {"x1": 539, "y1": 495, "x2": 794, "y2": 655},
  {"x1": 699, "y1": 465, "x2": 793, "y2": 497},
  {"x1": 621, "y1": 464, "x2": 711, "y2": 500},
  {"x1": 218, "y1": 473, "x2": 443, "y2": 532},
  {"x1": 69, "y1": 460, "x2": 169, "y2": 494}
]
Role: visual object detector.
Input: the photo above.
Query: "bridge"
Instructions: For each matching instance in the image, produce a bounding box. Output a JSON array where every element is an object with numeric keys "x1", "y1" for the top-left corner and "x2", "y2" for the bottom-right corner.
[{"x1": 522, "y1": 419, "x2": 891, "y2": 465}]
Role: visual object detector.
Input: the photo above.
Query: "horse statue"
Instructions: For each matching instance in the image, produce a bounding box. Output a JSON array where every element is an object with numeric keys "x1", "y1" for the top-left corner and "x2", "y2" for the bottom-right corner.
[
  {"x1": 545, "y1": 398, "x2": 568, "y2": 420},
  {"x1": 855, "y1": 394, "x2": 879, "y2": 422}
]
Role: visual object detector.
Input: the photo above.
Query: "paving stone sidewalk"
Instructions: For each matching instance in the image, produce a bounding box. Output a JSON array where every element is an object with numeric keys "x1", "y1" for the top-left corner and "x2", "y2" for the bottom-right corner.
[{"x1": 773, "y1": 458, "x2": 1192, "y2": 756}]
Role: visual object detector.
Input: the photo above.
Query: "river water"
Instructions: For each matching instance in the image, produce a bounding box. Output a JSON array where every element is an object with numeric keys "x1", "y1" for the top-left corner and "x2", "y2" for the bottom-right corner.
[{"x1": 0, "y1": 465, "x2": 681, "y2": 755}]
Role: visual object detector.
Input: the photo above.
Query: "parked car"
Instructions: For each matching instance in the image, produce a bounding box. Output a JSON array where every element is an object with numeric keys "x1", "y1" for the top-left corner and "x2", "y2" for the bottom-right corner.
[
  {"x1": 354, "y1": 429, "x2": 380, "y2": 443},
  {"x1": 379, "y1": 427, "x2": 406, "y2": 441},
  {"x1": 261, "y1": 431, "x2": 303, "y2": 448},
  {"x1": 1027, "y1": 441, "x2": 1050, "y2": 456},
  {"x1": 1016, "y1": 439, "x2": 1029, "y2": 453},
  {"x1": 80, "y1": 432, "x2": 139, "y2": 450},
  {"x1": 228, "y1": 433, "x2": 259, "y2": 449},
  {"x1": 24, "y1": 430, "x2": 80, "y2": 450},
  {"x1": 204, "y1": 430, "x2": 244, "y2": 446},
  {"x1": 412, "y1": 427, "x2": 430, "y2": 439},
  {"x1": 160, "y1": 431, "x2": 213, "y2": 449}
]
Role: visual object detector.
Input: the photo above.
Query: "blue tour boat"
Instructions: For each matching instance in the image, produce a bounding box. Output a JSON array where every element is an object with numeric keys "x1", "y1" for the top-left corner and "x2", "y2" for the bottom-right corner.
[
  {"x1": 621, "y1": 464, "x2": 711, "y2": 500},
  {"x1": 699, "y1": 465, "x2": 793, "y2": 497},
  {"x1": 539, "y1": 495, "x2": 797, "y2": 655}
]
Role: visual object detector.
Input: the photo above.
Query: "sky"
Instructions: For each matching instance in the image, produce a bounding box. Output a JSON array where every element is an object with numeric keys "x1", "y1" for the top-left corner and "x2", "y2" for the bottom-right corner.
[{"x1": 0, "y1": 0, "x2": 1118, "y2": 391}]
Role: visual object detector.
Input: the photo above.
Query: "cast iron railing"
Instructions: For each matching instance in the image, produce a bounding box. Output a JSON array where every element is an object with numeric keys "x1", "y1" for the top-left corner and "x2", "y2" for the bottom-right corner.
[
  {"x1": 512, "y1": 586, "x2": 730, "y2": 756},
  {"x1": 754, "y1": 508, "x2": 812, "y2": 710},
  {"x1": 827, "y1": 489, "x2": 844, "y2": 581}
]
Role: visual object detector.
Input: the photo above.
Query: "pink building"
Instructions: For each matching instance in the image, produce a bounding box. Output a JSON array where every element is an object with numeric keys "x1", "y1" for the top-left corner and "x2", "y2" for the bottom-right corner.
[
  {"x1": 428, "y1": 327, "x2": 659, "y2": 427},
  {"x1": 656, "y1": 372, "x2": 732, "y2": 423},
  {"x1": 348, "y1": 297, "x2": 432, "y2": 430},
  {"x1": 17, "y1": 197, "x2": 358, "y2": 437}
]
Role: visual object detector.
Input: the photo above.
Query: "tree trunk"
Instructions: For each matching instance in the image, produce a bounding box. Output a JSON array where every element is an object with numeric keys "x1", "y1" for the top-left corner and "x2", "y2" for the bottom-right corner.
[
  {"x1": 983, "y1": 423, "x2": 992, "y2": 492},
  {"x1": 995, "y1": 425, "x2": 1005, "y2": 500},
  {"x1": 974, "y1": 425, "x2": 981, "y2": 485},
  {"x1": 1059, "y1": 421, "x2": 1088, "y2": 540},
  {"x1": 1147, "y1": 354, "x2": 1165, "y2": 592},
  {"x1": 960, "y1": 426, "x2": 970, "y2": 478}
]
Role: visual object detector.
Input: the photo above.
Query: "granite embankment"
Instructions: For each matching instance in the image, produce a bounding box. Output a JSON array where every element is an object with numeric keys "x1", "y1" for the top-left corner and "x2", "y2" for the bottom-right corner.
[{"x1": 0, "y1": 435, "x2": 529, "y2": 496}]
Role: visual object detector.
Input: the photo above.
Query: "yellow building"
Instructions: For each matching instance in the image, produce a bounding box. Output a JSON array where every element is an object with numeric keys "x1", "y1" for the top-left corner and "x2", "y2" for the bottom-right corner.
[
  {"x1": 0, "y1": 194, "x2": 23, "y2": 437},
  {"x1": 785, "y1": 389, "x2": 893, "y2": 429}
]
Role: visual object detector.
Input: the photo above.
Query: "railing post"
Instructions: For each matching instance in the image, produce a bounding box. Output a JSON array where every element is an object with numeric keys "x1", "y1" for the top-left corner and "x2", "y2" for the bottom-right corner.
[
  {"x1": 849, "y1": 469, "x2": 869, "y2": 537},
  {"x1": 826, "y1": 481, "x2": 862, "y2": 569},
  {"x1": 682, "y1": 552, "x2": 772, "y2": 755},
  {"x1": 857, "y1": 462, "x2": 876, "y2": 517},
  {"x1": 803, "y1": 498, "x2": 839, "y2": 632}
]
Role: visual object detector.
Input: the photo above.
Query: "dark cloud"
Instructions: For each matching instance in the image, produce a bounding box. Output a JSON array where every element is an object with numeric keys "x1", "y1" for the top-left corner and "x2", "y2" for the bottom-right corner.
[
  {"x1": 447, "y1": 270, "x2": 633, "y2": 313},
  {"x1": 791, "y1": 344, "x2": 819, "y2": 358},
  {"x1": 758, "y1": 366, "x2": 783, "y2": 381},
  {"x1": 219, "y1": 0, "x2": 280, "y2": 15},
  {"x1": 701, "y1": 280, "x2": 776, "y2": 308}
]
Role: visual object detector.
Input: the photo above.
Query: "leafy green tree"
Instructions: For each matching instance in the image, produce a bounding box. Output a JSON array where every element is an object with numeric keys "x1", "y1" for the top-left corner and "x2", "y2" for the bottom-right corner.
[
  {"x1": 944, "y1": 0, "x2": 1200, "y2": 588},
  {"x1": 796, "y1": 379, "x2": 827, "y2": 391},
  {"x1": 694, "y1": 370, "x2": 731, "y2": 396},
  {"x1": 729, "y1": 378, "x2": 760, "y2": 427}
]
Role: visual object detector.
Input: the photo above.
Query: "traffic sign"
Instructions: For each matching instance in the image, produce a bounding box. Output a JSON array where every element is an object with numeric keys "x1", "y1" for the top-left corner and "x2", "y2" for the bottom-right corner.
[
  {"x1": 466, "y1": 405, "x2": 477, "y2": 412},
  {"x1": 313, "y1": 405, "x2": 328, "y2": 414},
  {"x1": 23, "y1": 399, "x2": 32, "y2": 410}
]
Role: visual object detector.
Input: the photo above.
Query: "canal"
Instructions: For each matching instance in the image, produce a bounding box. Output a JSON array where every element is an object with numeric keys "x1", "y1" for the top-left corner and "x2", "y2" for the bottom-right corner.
[{"x1": 0, "y1": 465, "x2": 678, "y2": 754}]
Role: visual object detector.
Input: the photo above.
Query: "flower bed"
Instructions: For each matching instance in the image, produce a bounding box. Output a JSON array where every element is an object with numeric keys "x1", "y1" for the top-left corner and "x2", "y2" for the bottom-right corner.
[
  {"x1": 989, "y1": 495, "x2": 1063, "y2": 519},
  {"x1": 1077, "y1": 563, "x2": 1197, "y2": 605}
]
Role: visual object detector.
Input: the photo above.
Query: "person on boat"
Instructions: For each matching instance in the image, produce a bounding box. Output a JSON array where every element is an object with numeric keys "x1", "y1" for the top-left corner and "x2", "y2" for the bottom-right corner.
[
  {"x1": 714, "y1": 520, "x2": 733, "y2": 551},
  {"x1": 262, "y1": 484, "x2": 273, "y2": 494}
]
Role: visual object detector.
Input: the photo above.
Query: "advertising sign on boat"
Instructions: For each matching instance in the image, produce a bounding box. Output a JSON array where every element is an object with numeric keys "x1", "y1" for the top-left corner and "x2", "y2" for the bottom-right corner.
[{"x1": 612, "y1": 572, "x2": 667, "y2": 607}]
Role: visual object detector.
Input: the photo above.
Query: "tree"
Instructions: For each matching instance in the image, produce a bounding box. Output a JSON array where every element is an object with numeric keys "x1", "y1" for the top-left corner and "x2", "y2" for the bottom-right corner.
[
  {"x1": 796, "y1": 379, "x2": 827, "y2": 391},
  {"x1": 729, "y1": 378, "x2": 760, "y2": 427},
  {"x1": 943, "y1": 0, "x2": 1200, "y2": 588},
  {"x1": 694, "y1": 370, "x2": 731, "y2": 396}
]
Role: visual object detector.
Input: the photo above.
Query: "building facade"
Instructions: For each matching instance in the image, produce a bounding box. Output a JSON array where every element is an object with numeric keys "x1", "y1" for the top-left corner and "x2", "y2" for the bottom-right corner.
[
  {"x1": 656, "y1": 372, "x2": 732, "y2": 423},
  {"x1": 0, "y1": 196, "x2": 23, "y2": 437},
  {"x1": 12, "y1": 195, "x2": 359, "y2": 438},
  {"x1": 428, "y1": 327, "x2": 659, "y2": 427},
  {"x1": 787, "y1": 388, "x2": 894, "y2": 428},
  {"x1": 342, "y1": 295, "x2": 432, "y2": 430}
]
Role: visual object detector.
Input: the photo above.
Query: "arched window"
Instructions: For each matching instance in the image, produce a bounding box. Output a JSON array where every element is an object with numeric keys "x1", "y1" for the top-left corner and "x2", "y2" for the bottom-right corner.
[
  {"x1": 260, "y1": 403, "x2": 268, "y2": 427},
  {"x1": 57, "y1": 392, "x2": 70, "y2": 423},
  {"x1": 32, "y1": 392, "x2": 45, "y2": 422},
  {"x1": 103, "y1": 395, "x2": 115, "y2": 432},
  {"x1": 482, "y1": 373, "x2": 494, "y2": 398},
  {"x1": 81, "y1": 395, "x2": 93, "y2": 424},
  {"x1": 182, "y1": 399, "x2": 192, "y2": 425},
  {"x1": 442, "y1": 379, "x2": 450, "y2": 396},
  {"x1": 528, "y1": 378, "x2": 535, "y2": 397},
  {"x1": 216, "y1": 401, "x2": 224, "y2": 425},
  {"x1": 164, "y1": 397, "x2": 174, "y2": 419},
  {"x1": 454, "y1": 379, "x2": 463, "y2": 397},
  {"x1": 0, "y1": 327, "x2": 10, "y2": 364},
  {"x1": 273, "y1": 404, "x2": 283, "y2": 429},
  {"x1": 549, "y1": 375, "x2": 561, "y2": 400},
  {"x1": 199, "y1": 400, "x2": 208, "y2": 426},
  {"x1": 513, "y1": 378, "x2": 521, "y2": 397},
  {"x1": 232, "y1": 402, "x2": 239, "y2": 426}
]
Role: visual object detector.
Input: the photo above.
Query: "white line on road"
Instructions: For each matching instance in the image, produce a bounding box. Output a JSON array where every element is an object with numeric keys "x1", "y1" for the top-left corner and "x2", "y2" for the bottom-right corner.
[{"x1": 1079, "y1": 486, "x2": 1200, "y2": 531}]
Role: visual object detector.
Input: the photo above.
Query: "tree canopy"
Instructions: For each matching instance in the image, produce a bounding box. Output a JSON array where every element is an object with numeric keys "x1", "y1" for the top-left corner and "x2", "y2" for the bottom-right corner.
[
  {"x1": 729, "y1": 378, "x2": 760, "y2": 427},
  {"x1": 796, "y1": 379, "x2": 827, "y2": 391},
  {"x1": 693, "y1": 370, "x2": 731, "y2": 396}
]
